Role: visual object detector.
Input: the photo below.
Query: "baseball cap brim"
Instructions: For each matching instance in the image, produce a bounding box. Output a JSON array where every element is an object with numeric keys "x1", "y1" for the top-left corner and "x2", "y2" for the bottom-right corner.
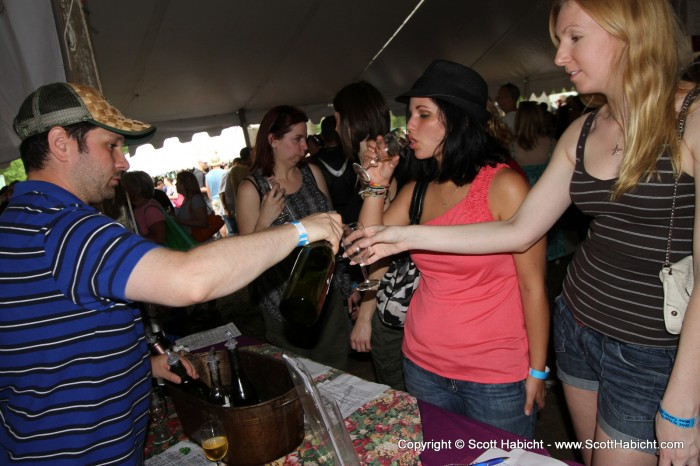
[{"x1": 13, "y1": 82, "x2": 156, "y2": 146}]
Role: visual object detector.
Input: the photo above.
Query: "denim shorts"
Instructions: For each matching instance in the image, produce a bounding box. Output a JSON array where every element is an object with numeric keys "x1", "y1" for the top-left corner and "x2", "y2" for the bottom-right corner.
[
  {"x1": 553, "y1": 296, "x2": 677, "y2": 451},
  {"x1": 403, "y1": 356, "x2": 537, "y2": 439}
]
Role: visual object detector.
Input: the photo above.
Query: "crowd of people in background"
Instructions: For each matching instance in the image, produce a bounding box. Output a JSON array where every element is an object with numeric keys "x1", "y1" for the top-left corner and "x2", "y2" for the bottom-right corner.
[{"x1": 117, "y1": 87, "x2": 586, "y2": 248}]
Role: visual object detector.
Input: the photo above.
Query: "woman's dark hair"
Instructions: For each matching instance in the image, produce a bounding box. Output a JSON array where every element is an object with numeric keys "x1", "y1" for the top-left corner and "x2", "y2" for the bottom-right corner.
[
  {"x1": 121, "y1": 171, "x2": 155, "y2": 200},
  {"x1": 333, "y1": 81, "x2": 390, "y2": 161},
  {"x1": 252, "y1": 105, "x2": 309, "y2": 177},
  {"x1": 19, "y1": 122, "x2": 96, "y2": 173},
  {"x1": 514, "y1": 101, "x2": 548, "y2": 151},
  {"x1": 176, "y1": 170, "x2": 201, "y2": 199},
  {"x1": 414, "y1": 98, "x2": 508, "y2": 185}
]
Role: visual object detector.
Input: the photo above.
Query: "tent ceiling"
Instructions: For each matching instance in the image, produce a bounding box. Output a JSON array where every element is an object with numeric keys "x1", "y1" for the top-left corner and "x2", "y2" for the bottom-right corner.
[
  {"x1": 86, "y1": 0, "x2": 569, "y2": 148},
  {"x1": 1, "y1": 0, "x2": 572, "y2": 164}
]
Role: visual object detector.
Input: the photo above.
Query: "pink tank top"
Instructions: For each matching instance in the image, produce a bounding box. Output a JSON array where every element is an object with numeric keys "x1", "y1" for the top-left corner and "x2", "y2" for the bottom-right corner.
[{"x1": 403, "y1": 164, "x2": 529, "y2": 383}]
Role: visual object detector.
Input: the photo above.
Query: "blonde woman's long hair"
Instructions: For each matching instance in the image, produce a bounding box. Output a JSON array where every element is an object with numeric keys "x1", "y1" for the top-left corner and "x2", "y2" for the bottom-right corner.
[{"x1": 550, "y1": 0, "x2": 691, "y2": 198}]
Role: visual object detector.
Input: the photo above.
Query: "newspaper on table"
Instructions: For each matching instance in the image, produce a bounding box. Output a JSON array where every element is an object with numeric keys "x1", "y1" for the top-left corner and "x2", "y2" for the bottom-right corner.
[
  {"x1": 145, "y1": 440, "x2": 210, "y2": 466},
  {"x1": 173, "y1": 322, "x2": 241, "y2": 352}
]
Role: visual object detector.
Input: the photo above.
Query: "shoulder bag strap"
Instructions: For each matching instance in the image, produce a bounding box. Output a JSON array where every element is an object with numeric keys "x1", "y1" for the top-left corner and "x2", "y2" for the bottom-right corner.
[
  {"x1": 408, "y1": 180, "x2": 429, "y2": 225},
  {"x1": 663, "y1": 85, "x2": 700, "y2": 267}
]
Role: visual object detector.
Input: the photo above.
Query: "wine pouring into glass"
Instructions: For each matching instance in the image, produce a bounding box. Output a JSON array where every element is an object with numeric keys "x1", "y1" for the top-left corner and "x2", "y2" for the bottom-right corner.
[
  {"x1": 353, "y1": 128, "x2": 408, "y2": 183},
  {"x1": 342, "y1": 222, "x2": 380, "y2": 291}
]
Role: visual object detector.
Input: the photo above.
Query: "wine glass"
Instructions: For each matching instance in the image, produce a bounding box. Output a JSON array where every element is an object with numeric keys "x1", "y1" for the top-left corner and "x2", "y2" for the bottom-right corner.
[
  {"x1": 342, "y1": 222, "x2": 380, "y2": 291},
  {"x1": 198, "y1": 418, "x2": 229, "y2": 465},
  {"x1": 149, "y1": 390, "x2": 173, "y2": 445},
  {"x1": 353, "y1": 128, "x2": 408, "y2": 183}
]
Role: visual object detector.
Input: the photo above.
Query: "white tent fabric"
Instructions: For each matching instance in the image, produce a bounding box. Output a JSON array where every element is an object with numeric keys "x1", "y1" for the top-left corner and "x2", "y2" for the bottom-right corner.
[
  {"x1": 0, "y1": 0, "x2": 65, "y2": 166},
  {"x1": 127, "y1": 126, "x2": 247, "y2": 177},
  {"x1": 1, "y1": 0, "x2": 585, "y2": 166}
]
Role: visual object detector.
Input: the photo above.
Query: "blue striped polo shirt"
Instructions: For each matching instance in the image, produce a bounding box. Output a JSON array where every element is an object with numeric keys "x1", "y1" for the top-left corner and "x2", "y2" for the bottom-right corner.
[{"x1": 0, "y1": 180, "x2": 159, "y2": 464}]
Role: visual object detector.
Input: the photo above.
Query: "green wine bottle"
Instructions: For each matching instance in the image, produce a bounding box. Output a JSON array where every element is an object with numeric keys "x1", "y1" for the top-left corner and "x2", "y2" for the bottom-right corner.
[{"x1": 279, "y1": 240, "x2": 335, "y2": 326}]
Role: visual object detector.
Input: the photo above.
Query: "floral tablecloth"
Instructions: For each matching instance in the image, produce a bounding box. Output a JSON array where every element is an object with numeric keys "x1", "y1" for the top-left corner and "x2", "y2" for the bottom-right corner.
[{"x1": 145, "y1": 343, "x2": 423, "y2": 465}]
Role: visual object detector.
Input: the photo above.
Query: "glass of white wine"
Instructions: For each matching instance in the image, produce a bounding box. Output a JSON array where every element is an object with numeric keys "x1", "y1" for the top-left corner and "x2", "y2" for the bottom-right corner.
[
  {"x1": 198, "y1": 418, "x2": 228, "y2": 465},
  {"x1": 342, "y1": 222, "x2": 380, "y2": 291}
]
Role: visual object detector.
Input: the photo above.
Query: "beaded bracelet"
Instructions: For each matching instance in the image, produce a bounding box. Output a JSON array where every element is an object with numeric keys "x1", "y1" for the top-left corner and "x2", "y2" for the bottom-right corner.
[
  {"x1": 659, "y1": 405, "x2": 697, "y2": 428},
  {"x1": 290, "y1": 221, "x2": 309, "y2": 247},
  {"x1": 529, "y1": 366, "x2": 550, "y2": 380},
  {"x1": 359, "y1": 185, "x2": 388, "y2": 200},
  {"x1": 359, "y1": 189, "x2": 388, "y2": 200}
]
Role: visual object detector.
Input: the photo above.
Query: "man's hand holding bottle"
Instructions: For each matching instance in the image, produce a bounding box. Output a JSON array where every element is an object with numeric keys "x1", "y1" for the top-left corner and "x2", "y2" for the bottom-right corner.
[
  {"x1": 151, "y1": 353, "x2": 199, "y2": 384},
  {"x1": 295, "y1": 212, "x2": 343, "y2": 254}
]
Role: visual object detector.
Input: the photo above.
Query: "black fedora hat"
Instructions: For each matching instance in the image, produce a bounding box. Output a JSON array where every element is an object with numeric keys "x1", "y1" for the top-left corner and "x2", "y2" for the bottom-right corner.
[{"x1": 396, "y1": 59, "x2": 490, "y2": 125}]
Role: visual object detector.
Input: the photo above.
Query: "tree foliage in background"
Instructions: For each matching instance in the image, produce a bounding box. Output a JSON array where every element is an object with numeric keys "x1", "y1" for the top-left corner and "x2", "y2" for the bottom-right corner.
[{"x1": 0, "y1": 159, "x2": 26, "y2": 185}]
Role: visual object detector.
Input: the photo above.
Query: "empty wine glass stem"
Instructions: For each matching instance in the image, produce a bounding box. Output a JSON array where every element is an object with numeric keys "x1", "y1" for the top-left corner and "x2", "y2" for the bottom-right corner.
[{"x1": 360, "y1": 265, "x2": 369, "y2": 283}]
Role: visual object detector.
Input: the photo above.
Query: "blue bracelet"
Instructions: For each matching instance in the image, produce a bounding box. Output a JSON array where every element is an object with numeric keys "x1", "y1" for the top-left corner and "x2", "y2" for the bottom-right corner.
[
  {"x1": 291, "y1": 221, "x2": 309, "y2": 247},
  {"x1": 659, "y1": 405, "x2": 697, "y2": 428},
  {"x1": 529, "y1": 366, "x2": 550, "y2": 380}
]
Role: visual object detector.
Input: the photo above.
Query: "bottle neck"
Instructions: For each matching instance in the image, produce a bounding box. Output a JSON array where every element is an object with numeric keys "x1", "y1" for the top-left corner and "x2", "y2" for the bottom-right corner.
[
  {"x1": 149, "y1": 338, "x2": 168, "y2": 355},
  {"x1": 165, "y1": 351, "x2": 190, "y2": 380},
  {"x1": 208, "y1": 362, "x2": 224, "y2": 386},
  {"x1": 227, "y1": 348, "x2": 242, "y2": 372}
]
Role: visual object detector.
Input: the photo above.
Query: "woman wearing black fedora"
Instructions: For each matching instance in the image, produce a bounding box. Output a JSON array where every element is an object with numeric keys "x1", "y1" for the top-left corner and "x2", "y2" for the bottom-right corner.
[{"x1": 357, "y1": 59, "x2": 549, "y2": 438}]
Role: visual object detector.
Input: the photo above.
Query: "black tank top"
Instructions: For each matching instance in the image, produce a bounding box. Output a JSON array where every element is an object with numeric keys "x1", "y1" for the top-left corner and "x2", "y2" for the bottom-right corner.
[{"x1": 562, "y1": 111, "x2": 694, "y2": 347}]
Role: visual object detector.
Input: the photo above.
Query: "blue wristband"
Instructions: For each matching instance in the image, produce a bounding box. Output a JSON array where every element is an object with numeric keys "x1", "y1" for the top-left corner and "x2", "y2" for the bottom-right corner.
[
  {"x1": 529, "y1": 366, "x2": 550, "y2": 380},
  {"x1": 291, "y1": 221, "x2": 309, "y2": 247},
  {"x1": 659, "y1": 405, "x2": 697, "y2": 428}
]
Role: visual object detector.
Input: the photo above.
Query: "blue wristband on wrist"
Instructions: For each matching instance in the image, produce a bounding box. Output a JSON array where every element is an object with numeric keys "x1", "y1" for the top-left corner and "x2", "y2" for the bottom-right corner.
[
  {"x1": 659, "y1": 405, "x2": 697, "y2": 428},
  {"x1": 529, "y1": 366, "x2": 550, "y2": 380},
  {"x1": 291, "y1": 221, "x2": 309, "y2": 247}
]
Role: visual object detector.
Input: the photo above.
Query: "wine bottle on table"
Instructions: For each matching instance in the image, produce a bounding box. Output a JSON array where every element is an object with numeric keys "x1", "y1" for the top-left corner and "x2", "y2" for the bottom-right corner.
[
  {"x1": 164, "y1": 349, "x2": 210, "y2": 401},
  {"x1": 224, "y1": 331, "x2": 260, "y2": 406},
  {"x1": 206, "y1": 347, "x2": 230, "y2": 407},
  {"x1": 279, "y1": 240, "x2": 335, "y2": 326}
]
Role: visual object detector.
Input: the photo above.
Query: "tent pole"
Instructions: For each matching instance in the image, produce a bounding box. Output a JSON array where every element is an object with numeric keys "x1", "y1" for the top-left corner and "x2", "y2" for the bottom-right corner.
[
  {"x1": 51, "y1": 0, "x2": 101, "y2": 90},
  {"x1": 238, "y1": 108, "x2": 251, "y2": 148}
]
